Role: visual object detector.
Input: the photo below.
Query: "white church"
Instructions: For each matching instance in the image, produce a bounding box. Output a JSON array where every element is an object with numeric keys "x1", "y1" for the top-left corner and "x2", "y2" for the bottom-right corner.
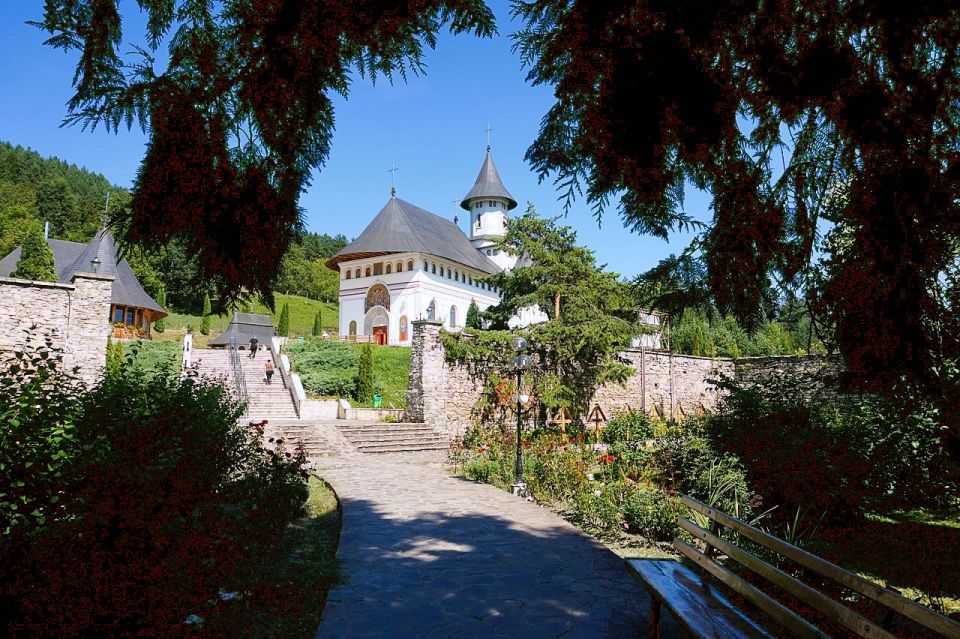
[{"x1": 326, "y1": 146, "x2": 546, "y2": 345}]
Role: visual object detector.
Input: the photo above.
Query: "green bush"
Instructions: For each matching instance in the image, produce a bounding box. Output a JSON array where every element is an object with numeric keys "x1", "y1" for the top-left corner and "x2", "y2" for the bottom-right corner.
[
  {"x1": 200, "y1": 293, "x2": 212, "y2": 335},
  {"x1": 354, "y1": 343, "x2": 373, "y2": 402},
  {"x1": 11, "y1": 223, "x2": 56, "y2": 282},
  {"x1": 277, "y1": 302, "x2": 290, "y2": 337},
  {"x1": 623, "y1": 484, "x2": 681, "y2": 541},
  {"x1": 287, "y1": 339, "x2": 359, "y2": 396},
  {"x1": 153, "y1": 288, "x2": 166, "y2": 333},
  {"x1": 0, "y1": 344, "x2": 309, "y2": 636},
  {"x1": 312, "y1": 309, "x2": 322, "y2": 336}
]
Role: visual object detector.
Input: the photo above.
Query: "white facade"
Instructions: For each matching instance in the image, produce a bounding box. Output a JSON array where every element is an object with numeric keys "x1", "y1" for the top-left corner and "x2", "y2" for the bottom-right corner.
[{"x1": 337, "y1": 252, "x2": 501, "y2": 345}]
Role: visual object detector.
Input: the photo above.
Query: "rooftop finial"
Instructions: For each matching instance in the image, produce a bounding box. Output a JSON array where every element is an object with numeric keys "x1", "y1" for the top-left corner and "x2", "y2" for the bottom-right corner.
[
  {"x1": 388, "y1": 161, "x2": 398, "y2": 196},
  {"x1": 484, "y1": 122, "x2": 494, "y2": 151}
]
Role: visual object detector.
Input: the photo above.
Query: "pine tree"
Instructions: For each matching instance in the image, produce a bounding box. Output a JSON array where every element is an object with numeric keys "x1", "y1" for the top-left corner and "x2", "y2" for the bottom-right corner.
[
  {"x1": 277, "y1": 303, "x2": 290, "y2": 337},
  {"x1": 355, "y1": 343, "x2": 374, "y2": 402},
  {"x1": 200, "y1": 294, "x2": 212, "y2": 335},
  {"x1": 153, "y1": 288, "x2": 166, "y2": 333},
  {"x1": 12, "y1": 224, "x2": 56, "y2": 283},
  {"x1": 312, "y1": 309, "x2": 322, "y2": 336},
  {"x1": 466, "y1": 299, "x2": 481, "y2": 330}
]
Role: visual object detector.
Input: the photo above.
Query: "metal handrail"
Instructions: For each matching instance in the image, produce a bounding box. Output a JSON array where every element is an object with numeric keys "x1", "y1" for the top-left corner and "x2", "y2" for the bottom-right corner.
[{"x1": 228, "y1": 337, "x2": 248, "y2": 415}]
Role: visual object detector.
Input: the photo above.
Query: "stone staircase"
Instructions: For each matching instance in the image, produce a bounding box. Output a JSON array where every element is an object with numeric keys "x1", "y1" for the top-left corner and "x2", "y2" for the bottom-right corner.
[
  {"x1": 192, "y1": 348, "x2": 299, "y2": 419},
  {"x1": 260, "y1": 419, "x2": 357, "y2": 459},
  {"x1": 334, "y1": 421, "x2": 452, "y2": 454}
]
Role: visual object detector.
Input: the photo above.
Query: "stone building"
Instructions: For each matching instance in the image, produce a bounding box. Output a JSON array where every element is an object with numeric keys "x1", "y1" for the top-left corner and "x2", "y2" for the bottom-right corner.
[
  {"x1": 0, "y1": 226, "x2": 167, "y2": 338},
  {"x1": 327, "y1": 146, "x2": 546, "y2": 345}
]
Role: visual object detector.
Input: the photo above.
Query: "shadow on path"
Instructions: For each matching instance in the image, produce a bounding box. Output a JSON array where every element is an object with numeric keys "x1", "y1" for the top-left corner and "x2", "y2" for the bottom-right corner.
[{"x1": 314, "y1": 459, "x2": 668, "y2": 638}]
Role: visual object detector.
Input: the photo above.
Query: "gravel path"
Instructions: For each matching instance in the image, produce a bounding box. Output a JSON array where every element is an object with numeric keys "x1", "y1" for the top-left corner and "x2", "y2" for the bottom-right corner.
[{"x1": 314, "y1": 457, "x2": 655, "y2": 638}]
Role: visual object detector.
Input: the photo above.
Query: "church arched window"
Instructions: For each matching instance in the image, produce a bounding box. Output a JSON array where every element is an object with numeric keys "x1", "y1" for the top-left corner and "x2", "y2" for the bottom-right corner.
[
  {"x1": 440, "y1": 266, "x2": 445, "y2": 277},
  {"x1": 408, "y1": 260, "x2": 414, "y2": 271},
  {"x1": 486, "y1": 249, "x2": 492, "y2": 255},
  {"x1": 427, "y1": 300, "x2": 436, "y2": 321},
  {"x1": 455, "y1": 271, "x2": 459, "y2": 282},
  {"x1": 396, "y1": 261, "x2": 403, "y2": 272},
  {"x1": 345, "y1": 269, "x2": 351, "y2": 280},
  {"x1": 386, "y1": 263, "x2": 392, "y2": 274},
  {"x1": 354, "y1": 268, "x2": 361, "y2": 279},
  {"x1": 349, "y1": 321, "x2": 357, "y2": 336},
  {"x1": 469, "y1": 276, "x2": 473, "y2": 285},
  {"x1": 365, "y1": 266, "x2": 371, "y2": 277},
  {"x1": 450, "y1": 306, "x2": 458, "y2": 327},
  {"x1": 431, "y1": 263, "x2": 436, "y2": 274}
]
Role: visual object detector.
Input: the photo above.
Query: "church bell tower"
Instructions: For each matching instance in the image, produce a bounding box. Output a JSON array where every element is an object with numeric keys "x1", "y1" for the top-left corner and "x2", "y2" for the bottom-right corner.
[{"x1": 460, "y1": 145, "x2": 518, "y2": 271}]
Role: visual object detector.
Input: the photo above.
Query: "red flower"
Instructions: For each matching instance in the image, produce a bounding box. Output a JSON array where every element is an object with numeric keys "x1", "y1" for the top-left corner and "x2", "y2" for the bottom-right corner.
[{"x1": 598, "y1": 454, "x2": 617, "y2": 464}]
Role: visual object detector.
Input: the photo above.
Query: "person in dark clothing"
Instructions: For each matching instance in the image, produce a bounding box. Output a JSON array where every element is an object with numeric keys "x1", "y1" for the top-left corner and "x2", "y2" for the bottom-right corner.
[{"x1": 249, "y1": 337, "x2": 259, "y2": 358}]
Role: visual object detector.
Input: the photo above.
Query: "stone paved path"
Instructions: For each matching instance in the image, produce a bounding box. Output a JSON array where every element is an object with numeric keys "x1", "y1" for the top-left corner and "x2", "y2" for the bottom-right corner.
[{"x1": 314, "y1": 457, "x2": 660, "y2": 638}]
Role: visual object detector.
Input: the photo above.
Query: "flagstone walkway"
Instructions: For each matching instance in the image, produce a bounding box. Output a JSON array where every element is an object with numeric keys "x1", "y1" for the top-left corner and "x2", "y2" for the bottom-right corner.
[{"x1": 313, "y1": 457, "x2": 673, "y2": 638}]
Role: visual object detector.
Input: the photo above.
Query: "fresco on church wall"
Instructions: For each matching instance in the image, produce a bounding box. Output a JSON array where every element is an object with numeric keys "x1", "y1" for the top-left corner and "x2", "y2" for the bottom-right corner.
[
  {"x1": 400, "y1": 315, "x2": 408, "y2": 341},
  {"x1": 365, "y1": 284, "x2": 390, "y2": 312}
]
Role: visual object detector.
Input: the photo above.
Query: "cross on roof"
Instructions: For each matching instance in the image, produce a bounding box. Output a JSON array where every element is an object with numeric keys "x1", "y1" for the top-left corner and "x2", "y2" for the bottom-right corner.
[
  {"x1": 388, "y1": 161, "x2": 398, "y2": 196},
  {"x1": 484, "y1": 122, "x2": 494, "y2": 150}
]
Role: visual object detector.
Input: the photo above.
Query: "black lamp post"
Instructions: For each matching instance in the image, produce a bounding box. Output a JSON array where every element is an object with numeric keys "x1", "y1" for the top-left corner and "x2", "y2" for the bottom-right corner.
[
  {"x1": 509, "y1": 336, "x2": 532, "y2": 497},
  {"x1": 90, "y1": 257, "x2": 101, "y2": 273}
]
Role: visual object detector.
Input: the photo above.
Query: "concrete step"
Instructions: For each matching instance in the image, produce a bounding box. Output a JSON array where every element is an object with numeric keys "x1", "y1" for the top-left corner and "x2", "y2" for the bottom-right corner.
[
  {"x1": 356, "y1": 442, "x2": 451, "y2": 454},
  {"x1": 344, "y1": 435, "x2": 449, "y2": 446}
]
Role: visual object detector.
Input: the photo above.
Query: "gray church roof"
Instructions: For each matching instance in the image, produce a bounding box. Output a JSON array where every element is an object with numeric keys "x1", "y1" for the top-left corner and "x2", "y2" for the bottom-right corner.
[
  {"x1": 460, "y1": 148, "x2": 517, "y2": 211},
  {"x1": 327, "y1": 196, "x2": 501, "y2": 274},
  {"x1": 209, "y1": 312, "x2": 275, "y2": 347},
  {"x1": 0, "y1": 229, "x2": 166, "y2": 316}
]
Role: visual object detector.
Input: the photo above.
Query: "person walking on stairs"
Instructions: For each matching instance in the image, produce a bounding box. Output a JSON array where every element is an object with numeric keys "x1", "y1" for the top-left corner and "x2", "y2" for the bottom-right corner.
[
  {"x1": 249, "y1": 336, "x2": 258, "y2": 358},
  {"x1": 265, "y1": 360, "x2": 274, "y2": 384}
]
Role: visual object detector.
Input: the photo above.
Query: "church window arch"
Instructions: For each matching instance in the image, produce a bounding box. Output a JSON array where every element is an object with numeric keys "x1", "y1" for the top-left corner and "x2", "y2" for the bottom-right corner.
[
  {"x1": 345, "y1": 269, "x2": 351, "y2": 280},
  {"x1": 488, "y1": 200, "x2": 493, "y2": 207},
  {"x1": 440, "y1": 266, "x2": 445, "y2": 277},
  {"x1": 365, "y1": 283, "x2": 390, "y2": 312},
  {"x1": 455, "y1": 271, "x2": 459, "y2": 282},
  {"x1": 427, "y1": 299, "x2": 436, "y2": 321},
  {"x1": 450, "y1": 306, "x2": 458, "y2": 327},
  {"x1": 486, "y1": 249, "x2": 492, "y2": 255},
  {"x1": 396, "y1": 261, "x2": 403, "y2": 272},
  {"x1": 386, "y1": 263, "x2": 392, "y2": 274},
  {"x1": 431, "y1": 263, "x2": 436, "y2": 274},
  {"x1": 373, "y1": 262, "x2": 383, "y2": 276},
  {"x1": 354, "y1": 268, "x2": 361, "y2": 279},
  {"x1": 408, "y1": 260, "x2": 414, "y2": 271},
  {"x1": 469, "y1": 276, "x2": 473, "y2": 285},
  {"x1": 365, "y1": 266, "x2": 371, "y2": 277},
  {"x1": 349, "y1": 321, "x2": 357, "y2": 336}
]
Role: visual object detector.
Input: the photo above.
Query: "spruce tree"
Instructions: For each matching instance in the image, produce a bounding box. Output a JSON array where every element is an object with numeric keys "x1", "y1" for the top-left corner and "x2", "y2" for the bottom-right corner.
[
  {"x1": 200, "y1": 294, "x2": 212, "y2": 335},
  {"x1": 354, "y1": 343, "x2": 374, "y2": 402},
  {"x1": 12, "y1": 224, "x2": 56, "y2": 283},
  {"x1": 277, "y1": 303, "x2": 290, "y2": 337},
  {"x1": 466, "y1": 299, "x2": 481, "y2": 330},
  {"x1": 312, "y1": 309, "x2": 322, "y2": 336},
  {"x1": 153, "y1": 288, "x2": 166, "y2": 333},
  {"x1": 105, "y1": 337, "x2": 123, "y2": 381}
]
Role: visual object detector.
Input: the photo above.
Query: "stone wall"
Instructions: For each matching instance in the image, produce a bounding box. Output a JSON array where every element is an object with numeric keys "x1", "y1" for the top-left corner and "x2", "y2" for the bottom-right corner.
[
  {"x1": 406, "y1": 323, "x2": 841, "y2": 436},
  {"x1": 0, "y1": 273, "x2": 113, "y2": 385}
]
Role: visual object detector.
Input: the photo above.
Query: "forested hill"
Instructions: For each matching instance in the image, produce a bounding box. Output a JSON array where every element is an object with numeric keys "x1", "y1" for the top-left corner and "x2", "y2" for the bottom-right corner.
[
  {"x1": 0, "y1": 141, "x2": 347, "y2": 315},
  {"x1": 0, "y1": 141, "x2": 124, "y2": 256}
]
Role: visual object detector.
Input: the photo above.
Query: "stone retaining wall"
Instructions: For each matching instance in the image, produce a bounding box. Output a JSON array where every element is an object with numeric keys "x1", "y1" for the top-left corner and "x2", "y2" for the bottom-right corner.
[
  {"x1": 405, "y1": 322, "x2": 842, "y2": 436},
  {"x1": 0, "y1": 273, "x2": 113, "y2": 385}
]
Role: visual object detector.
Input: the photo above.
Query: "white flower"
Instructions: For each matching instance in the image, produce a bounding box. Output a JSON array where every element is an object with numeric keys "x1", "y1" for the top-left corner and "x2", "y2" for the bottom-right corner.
[
  {"x1": 593, "y1": 489, "x2": 602, "y2": 497},
  {"x1": 586, "y1": 473, "x2": 595, "y2": 481}
]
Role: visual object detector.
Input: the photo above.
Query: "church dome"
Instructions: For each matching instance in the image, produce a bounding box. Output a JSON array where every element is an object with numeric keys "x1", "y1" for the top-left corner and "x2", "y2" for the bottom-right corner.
[{"x1": 460, "y1": 147, "x2": 517, "y2": 211}]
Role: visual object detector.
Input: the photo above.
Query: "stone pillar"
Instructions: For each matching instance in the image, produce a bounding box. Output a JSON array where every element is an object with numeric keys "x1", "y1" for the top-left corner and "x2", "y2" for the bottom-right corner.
[
  {"x1": 405, "y1": 320, "x2": 445, "y2": 427},
  {"x1": 65, "y1": 272, "x2": 114, "y2": 385}
]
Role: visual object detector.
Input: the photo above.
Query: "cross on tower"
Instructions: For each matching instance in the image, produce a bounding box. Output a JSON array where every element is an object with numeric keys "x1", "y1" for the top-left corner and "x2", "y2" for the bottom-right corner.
[
  {"x1": 388, "y1": 162, "x2": 398, "y2": 196},
  {"x1": 484, "y1": 122, "x2": 494, "y2": 151}
]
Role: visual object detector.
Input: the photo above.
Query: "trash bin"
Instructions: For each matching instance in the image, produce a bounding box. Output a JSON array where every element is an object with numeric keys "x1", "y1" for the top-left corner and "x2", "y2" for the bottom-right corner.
[{"x1": 372, "y1": 394, "x2": 382, "y2": 408}]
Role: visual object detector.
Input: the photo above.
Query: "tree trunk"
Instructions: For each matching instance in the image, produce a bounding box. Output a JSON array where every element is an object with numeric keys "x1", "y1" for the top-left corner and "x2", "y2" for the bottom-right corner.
[{"x1": 554, "y1": 292, "x2": 561, "y2": 320}]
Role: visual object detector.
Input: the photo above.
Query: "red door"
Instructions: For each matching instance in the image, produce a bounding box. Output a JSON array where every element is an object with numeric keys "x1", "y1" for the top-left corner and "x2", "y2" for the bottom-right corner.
[{"x1": 373, "y1": 326, "x2": 387, "y2": 345}]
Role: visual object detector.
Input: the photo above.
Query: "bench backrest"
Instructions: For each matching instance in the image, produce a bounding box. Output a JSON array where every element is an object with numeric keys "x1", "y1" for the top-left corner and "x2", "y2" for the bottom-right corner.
[{"x1": 677, "y1": 496, "x2": 960, "y2": 639}]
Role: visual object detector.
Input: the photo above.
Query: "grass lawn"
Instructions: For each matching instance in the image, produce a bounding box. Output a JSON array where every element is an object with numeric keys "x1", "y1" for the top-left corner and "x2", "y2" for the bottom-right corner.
[
  {"x1": 208, "y1": 475, "x2": 342, "y2": 638},
  {"x1": 114, "y1": 338, "x2": 181, "y2": 376},
  {"x1": 159, "y1": 294, "x2": 339, "y2": 338}
]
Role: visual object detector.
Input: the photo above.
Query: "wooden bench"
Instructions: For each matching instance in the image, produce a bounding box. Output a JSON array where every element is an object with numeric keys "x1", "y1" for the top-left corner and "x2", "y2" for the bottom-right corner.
[{"x1": 627, "y1": 495, "x2": 960, "y2": 639}]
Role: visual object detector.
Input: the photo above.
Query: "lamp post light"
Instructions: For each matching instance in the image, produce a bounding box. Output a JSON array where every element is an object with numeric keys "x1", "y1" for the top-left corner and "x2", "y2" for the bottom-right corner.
[
  {"x1": 90, "y1": 257, "x2": 101, "y2": 274},
  {"x1": 509, "y1": 336, "x2": 532, "y2": 497}
]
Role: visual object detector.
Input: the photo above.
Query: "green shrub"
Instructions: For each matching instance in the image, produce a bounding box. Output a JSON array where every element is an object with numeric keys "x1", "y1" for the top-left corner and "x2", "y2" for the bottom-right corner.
[
  {"x1": 0, "y1": 344, "x2": 309, "y2": 635},
  {"x1": 11, "y1": 223, "x2": 56, "y2": 282},
  {"x1": 313, "y1": 309, "x2": 322, "y2": 336},
  {"x1": 572, "y1": 482, "x2": 625, "y2": 535},
  {"x1": 277, "y1": 302, "x2": 290, "y2": 337},
  {"x1": 153, "y1": 288, "x2": 166, "y2": 333},
  {"x1": 623, "y1": 484, "x2": 681, "y2": 541},
  {"x1": 354, "y1": 343, "x2": 373, "y2": 402},
  {"x1": 287, "y1": 339, "x2": 358, "y2": 396}
]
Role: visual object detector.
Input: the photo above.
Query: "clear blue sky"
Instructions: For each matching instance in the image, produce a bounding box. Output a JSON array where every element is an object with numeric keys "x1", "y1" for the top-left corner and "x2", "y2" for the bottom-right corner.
[{"x1": 0, "y1": 0, "x2": 710, "y2": 280}]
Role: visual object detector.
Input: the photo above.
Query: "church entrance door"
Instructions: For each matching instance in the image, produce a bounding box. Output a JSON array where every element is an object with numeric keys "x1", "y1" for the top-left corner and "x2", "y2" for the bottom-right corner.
[{"x1": 373, "y1": 326, "x2": 387, "y2": 345}]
